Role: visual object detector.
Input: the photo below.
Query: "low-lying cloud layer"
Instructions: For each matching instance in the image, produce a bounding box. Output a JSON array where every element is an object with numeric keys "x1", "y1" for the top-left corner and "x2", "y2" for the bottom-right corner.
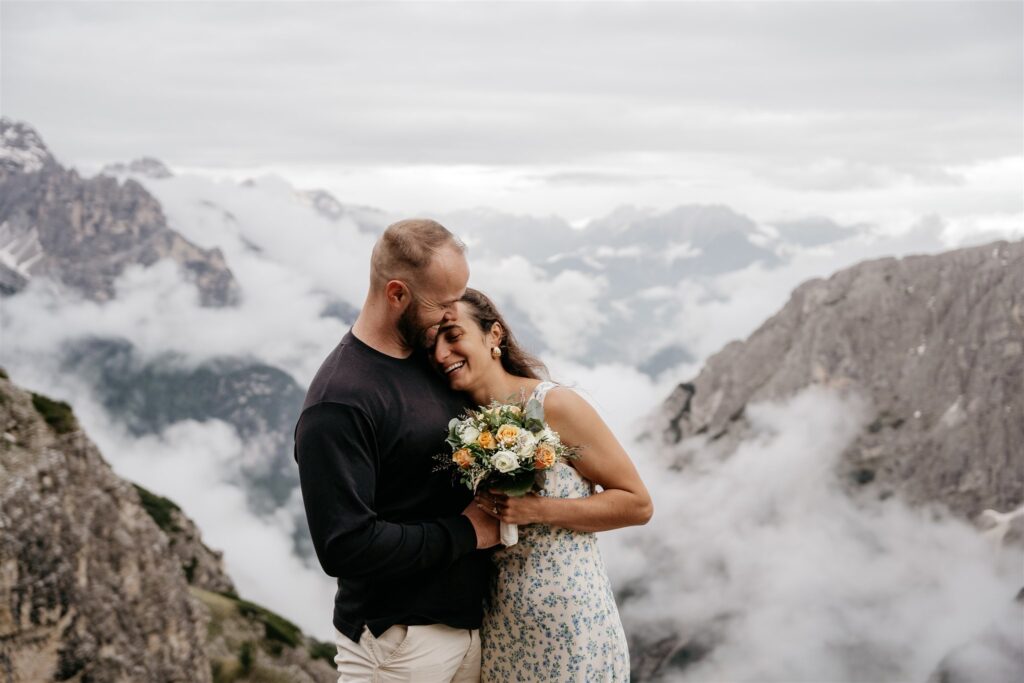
[{"x1": 602, "y1": 388, "x2": 1021, "y2": 681}]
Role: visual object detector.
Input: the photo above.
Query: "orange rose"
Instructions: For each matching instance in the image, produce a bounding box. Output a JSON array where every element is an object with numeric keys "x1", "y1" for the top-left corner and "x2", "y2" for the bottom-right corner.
[
  {"x1": 534, "y1": 443, "x2": 557, "y2": 470},
  {"x1": 452, "y1": 448, "x2": 475, "y2": 469},
  {"x1": 496, "y1": 424, "x2": 521, "y2": 447},
  {"x1": 477, "y1": 431, "x2": 497, "y2": 450}
]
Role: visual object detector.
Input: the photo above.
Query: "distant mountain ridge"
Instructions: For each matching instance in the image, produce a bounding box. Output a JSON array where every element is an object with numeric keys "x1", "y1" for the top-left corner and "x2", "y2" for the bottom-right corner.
[
  {"x1": 0, "y1": 118, "x2": 239, "y2": 306},
  {"x1": 100, "y1": 156, "x2": 173, "y2": 179},
  {"x1": 60, "y1": 337, "x2": 308, "y2": 524}
]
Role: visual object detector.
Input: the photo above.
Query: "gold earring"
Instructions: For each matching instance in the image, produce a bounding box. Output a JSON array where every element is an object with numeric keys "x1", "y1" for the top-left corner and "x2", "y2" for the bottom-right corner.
[{"x1": 491, "y1": 347, "x2": 502, "y2": 359}]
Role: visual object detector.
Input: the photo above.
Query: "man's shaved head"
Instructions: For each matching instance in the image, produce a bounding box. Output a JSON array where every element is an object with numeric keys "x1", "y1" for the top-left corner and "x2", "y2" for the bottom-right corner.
[{"x1": 370, "y1": 218, "x2": 466, "y2": 291}]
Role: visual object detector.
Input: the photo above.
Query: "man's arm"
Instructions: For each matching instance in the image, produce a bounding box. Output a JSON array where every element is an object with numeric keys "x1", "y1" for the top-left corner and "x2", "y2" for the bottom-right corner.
[{"x1": 295, "y1": 402, "x2": 488, "y2": 580}]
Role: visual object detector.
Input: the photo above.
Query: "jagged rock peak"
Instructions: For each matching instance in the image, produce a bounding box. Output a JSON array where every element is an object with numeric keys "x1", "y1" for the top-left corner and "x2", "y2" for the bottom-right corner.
[
  {"x1": 296, "y1": 187, "x2": 389, "y2": 234},
  {"x1": 298, "y1": 188, "x2": 346, "y2": 220},
  {"x1": 655, "y1": 239, "x2": 1024, "y2": 518},
  {"x1": 0, "y1": 118, "x2": 55, "y2": 175},
  {"x1": 101, "y1": 156, "x2": 174, "y2": 179},
  {"x1": 0, "y1": 120, "x2": 241, "y2": 306}
]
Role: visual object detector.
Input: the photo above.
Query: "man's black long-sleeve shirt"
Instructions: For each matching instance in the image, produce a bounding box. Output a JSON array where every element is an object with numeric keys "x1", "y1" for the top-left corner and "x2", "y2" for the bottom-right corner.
[{"x1": 294, "y1": 331, "x2": 489, "y2": 643}]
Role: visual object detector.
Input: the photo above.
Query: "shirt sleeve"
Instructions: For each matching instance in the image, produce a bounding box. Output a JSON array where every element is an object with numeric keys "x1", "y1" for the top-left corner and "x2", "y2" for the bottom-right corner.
[{"x1": 294, "y1": 401, "x2": 478, "y2": 580}]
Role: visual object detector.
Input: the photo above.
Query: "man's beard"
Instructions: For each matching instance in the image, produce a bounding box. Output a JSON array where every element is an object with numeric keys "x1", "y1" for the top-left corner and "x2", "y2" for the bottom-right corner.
[{"x1": 397, "y1": 300, "x2": 429, "y2": 350}]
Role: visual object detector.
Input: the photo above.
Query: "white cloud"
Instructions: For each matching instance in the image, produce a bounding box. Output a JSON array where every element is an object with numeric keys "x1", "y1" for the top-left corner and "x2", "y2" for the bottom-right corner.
[
  {"x1": 472, "y1": 256, "x2": 609, "y2": 358},
  {"x1": 600, "y1": 387, "x2": 1021, "y2": 682},
  {"x1": 2, "y1": 261, "x2": 347, "y2": 386}
]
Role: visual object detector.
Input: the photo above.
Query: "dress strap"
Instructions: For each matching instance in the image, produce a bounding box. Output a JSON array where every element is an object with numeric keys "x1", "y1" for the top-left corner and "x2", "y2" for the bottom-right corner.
[{"x1": 529, "y1": 381, "x2": 559, "y2": 408}]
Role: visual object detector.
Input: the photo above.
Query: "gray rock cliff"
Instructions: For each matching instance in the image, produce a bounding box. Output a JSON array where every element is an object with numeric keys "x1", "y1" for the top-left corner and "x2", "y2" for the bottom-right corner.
[
  {"x1": 0, "y1": 373, "x2": 212, "y2": 681},
  {"x1": 0, "y1": 372, "x2": 336, "y2": 681},
  {"x1": 0, "y1": 118, "x2": 239, "y2": 306},
  {"x1": 654, "y1": 239, "x2": 1023, "y2": 518}
]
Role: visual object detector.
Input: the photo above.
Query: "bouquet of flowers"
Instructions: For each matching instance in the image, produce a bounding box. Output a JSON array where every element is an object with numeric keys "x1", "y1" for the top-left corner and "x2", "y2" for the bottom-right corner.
[{"x1": 440, "y1": 395, "x2": 576, "y2": 546}]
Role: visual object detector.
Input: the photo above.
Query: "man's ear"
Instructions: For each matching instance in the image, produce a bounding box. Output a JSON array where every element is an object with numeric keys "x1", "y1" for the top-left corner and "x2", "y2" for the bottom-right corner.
[{"x1": 384, "y1": 280, "x2": 408, "y2": 308}]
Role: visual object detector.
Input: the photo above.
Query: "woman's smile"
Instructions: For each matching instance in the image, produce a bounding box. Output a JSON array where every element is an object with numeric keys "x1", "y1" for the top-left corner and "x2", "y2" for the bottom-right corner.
[
  {"x1": 434, "y1": 329, "x2": 473, "y2": 388},
  {"x1": 443, "y1": 359, "x2": 466, "y2": 378}
]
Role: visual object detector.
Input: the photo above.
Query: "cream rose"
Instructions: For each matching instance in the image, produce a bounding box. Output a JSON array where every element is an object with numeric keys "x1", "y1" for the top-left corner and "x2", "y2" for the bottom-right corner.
[
  {"x1": 515, "y1": 431, "x2": 537, "y2": 460},
  {"x1": 459, "y1": 424, "x2": 481, "y2": 445},
  {"x1": 534, "y1": 443, "x2": 557, "y2": 470},
  {"x1": 452, "y1": 448, "x2": 475, "y2": 469},
  {"x1": 496, "y1": 424, "x2": 521, "y2": 447},
  {"x1": 491, "y1": 450, "x2": 519, "y2": 473},
  {"x1": 477, "y1": 431, "x2": 497, "y2": 450}
]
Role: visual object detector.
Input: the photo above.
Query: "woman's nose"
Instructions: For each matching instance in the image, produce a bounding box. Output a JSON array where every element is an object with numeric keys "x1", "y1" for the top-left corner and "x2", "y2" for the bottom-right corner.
[{"x1": 433, "y1": 339, "x2": 449, "y2": 364}]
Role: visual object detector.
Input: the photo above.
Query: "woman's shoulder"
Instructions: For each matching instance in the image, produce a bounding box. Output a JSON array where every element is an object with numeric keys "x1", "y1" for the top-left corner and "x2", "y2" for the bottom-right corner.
[
  {"x1": 541, "y1": 386, "x2": 607, "y2": 449},
  {"x1": 541, "y1": 385, "x2": 595, "y2": 421}
]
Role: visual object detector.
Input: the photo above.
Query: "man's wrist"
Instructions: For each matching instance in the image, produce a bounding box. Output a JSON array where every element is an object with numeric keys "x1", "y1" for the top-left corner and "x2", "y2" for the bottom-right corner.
[{"x1": 447, "y1": 514, "x2": 480, "y2": 556}]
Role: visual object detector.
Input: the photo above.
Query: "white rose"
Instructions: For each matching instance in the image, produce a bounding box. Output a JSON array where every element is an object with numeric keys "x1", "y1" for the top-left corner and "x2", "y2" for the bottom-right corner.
[
  {"x1": 515, "y1": 431, "x2": 537, "y2": 460},
  {"x1": 538, "y1": 427, "x2": 558, "y2": 444},
  {"x1": 459, "y1": 425, "x2": 481, "y2": 445},
  {"x1": 491, "y1": 450, "x2": 519, "y2": 473}
]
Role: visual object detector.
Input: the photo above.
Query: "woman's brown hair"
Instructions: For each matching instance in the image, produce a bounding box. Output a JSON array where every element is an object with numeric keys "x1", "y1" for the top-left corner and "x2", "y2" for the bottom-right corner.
[{"x1": 460, "y1": 288, "x2": 549, "y2": 380}]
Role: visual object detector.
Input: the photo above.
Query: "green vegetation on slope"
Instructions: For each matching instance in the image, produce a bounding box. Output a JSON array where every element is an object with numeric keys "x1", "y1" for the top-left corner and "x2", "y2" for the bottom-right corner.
[
  {"x1": 133, "y1": 483, "x2": 182, "y2": 534},
  {"x1": 30, "y1": 392, "x2": 77, "y2": 434}
]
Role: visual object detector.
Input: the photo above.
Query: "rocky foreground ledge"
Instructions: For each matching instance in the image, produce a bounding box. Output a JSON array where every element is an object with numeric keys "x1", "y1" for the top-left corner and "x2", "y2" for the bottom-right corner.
[{"x1": 0, "y1": 370, "x2": 335, "y2": 682}]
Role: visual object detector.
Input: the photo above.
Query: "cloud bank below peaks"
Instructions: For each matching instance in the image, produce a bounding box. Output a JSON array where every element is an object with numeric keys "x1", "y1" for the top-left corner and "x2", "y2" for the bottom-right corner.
[{"x1": 600, "y1": 386, "x2": 1021, "y2": 682}]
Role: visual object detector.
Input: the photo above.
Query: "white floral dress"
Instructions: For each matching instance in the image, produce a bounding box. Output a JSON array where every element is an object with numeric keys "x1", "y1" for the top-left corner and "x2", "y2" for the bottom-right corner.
[{"x1": 481, "y1": 381, "x2": 630, "y2": 682}]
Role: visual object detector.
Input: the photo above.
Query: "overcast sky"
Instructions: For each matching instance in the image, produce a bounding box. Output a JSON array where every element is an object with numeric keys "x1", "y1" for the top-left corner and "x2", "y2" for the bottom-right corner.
[{"x1": 2, "y1": 0, "x2": 1022, "y2": 223}]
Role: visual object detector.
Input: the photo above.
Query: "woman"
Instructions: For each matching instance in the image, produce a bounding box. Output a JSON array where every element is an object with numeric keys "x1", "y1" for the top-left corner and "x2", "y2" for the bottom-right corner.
[{"x1": 432, "y1": 288, "x2": 653, "y2": 682}]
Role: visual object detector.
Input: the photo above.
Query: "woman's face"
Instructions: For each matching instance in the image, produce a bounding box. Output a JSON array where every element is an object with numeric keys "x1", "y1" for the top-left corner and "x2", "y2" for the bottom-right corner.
[{"x1": 433, "y1": 302, "x2": 498, "y2": 391}]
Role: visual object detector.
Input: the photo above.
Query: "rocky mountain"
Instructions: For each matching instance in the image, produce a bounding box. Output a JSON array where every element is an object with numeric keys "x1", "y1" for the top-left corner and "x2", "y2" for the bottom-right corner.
[
  {"x1": 0, "y1": 118, "x2": 239, "y2": 306},
  {"x1": 0, "y1": 370, "x2": 336, "y2": 682},
  {"x1": 0, "y1": 370, "x2": 211, "y2": 680},
  {"x1": 100, "y1": 157, "x2": 174, "y2": 180},
  {"x1": 635, "y1": 239, "x2": 1024, "y2": 680},
  {"x1": 656, "y1": 238, "x2": 1023, "y2": 518},
  {"x1": 295, "y1": 188, "x2": 388, "y2": 235},
  {"x1": 582, "y1": 204, "x2": 780, "y2": 277},
  {"x1": 769, "y1": 215, "x2": 861, "y2": 247}
]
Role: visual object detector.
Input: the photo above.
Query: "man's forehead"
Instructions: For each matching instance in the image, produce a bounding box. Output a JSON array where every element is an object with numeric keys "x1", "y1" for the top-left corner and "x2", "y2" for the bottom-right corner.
[{"x1": 426, "y1": 246, "x2": 469, "y2": 284}]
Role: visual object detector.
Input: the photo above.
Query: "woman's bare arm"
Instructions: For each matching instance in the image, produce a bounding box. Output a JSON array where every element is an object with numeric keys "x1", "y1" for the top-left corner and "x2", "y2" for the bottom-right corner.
[{"x1": 480, "y1": 387, "x2": 653, "y2": 532}]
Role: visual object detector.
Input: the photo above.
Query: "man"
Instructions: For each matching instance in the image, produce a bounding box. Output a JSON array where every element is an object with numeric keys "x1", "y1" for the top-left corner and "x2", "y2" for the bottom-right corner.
[{"x1": 295, "y1": 219, "x2": 499, "y2": 682}]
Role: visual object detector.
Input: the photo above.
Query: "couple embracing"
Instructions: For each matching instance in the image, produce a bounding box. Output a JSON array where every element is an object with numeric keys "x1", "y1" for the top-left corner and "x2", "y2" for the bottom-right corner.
[{"x1": 295, "y1": 219, "x2": 653, "y2": 682}]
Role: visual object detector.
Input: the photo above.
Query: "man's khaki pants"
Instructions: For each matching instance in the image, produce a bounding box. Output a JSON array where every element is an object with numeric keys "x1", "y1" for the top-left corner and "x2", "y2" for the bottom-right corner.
[{"x1": 334, "y1": 623, "x2": 481, "y2": 683}]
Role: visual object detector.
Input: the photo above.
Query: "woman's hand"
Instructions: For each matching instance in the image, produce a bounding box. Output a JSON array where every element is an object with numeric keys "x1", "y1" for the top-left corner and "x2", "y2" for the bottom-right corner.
[{"x1": 475, "y1": 490, "x2": 547, "y2": 526}]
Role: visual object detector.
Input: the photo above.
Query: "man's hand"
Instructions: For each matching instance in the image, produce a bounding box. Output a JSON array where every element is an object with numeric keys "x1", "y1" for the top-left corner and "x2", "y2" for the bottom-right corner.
[{"x1": 463, "y1": 500, "x2": 500, "y2": 549}]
